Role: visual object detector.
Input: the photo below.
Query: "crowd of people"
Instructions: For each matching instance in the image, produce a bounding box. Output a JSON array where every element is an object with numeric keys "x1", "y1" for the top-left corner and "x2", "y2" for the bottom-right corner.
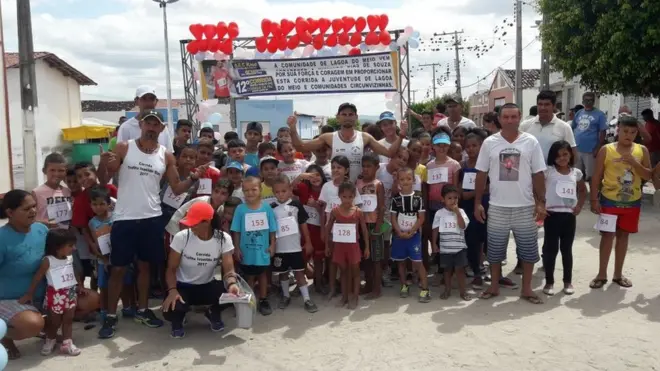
[{"x1": 1, "y1": 86, "x2": 659, "y2": 361}]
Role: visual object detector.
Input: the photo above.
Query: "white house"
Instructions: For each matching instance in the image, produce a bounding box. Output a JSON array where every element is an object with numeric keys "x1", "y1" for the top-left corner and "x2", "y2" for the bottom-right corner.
[
  {"x1": 544, "y1": 71, "x2": 623, "y2": 118},
  {"x1": 3, "y1": 52, "x2": 96, "y2": 192}
]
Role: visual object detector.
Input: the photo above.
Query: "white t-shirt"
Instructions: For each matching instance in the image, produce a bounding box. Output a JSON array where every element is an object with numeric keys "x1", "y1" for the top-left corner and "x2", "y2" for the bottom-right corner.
[
  {"x1": 278, "y1": 159, "x2": 310, "y2": 182},
  {"x1": 475, "y1": 132, "x2": 547, "y2": 207},
  {"x1": 431, "y1": 208, "x2": 469, "y2": 254},
  {"x1": 170, "y1": 229, "x2": 234, "y2": 285},
  {"x1": 232, "y1": 188, "x2": 245, "y2": 202},
  {"x1": 376, "y1": 164, "x2": 396, "y2": 216},
  {"x1": 520, "y1": 115, "x2": 576, "y2": 160},
  {"x1": 436, "y1": 116, "x2": 477, "y2": 130},
  {"x1": 319, "y1": 181, "x2": 363, "y2": 213},
  {"x1": 116, "y1": 117, "x2": 174, "y2": 152},
  {"x1": 378, "y1": 137, "x2": 409, "y2": 164},
  {"x1": 545, "y1": 166, "x2": 583, "y2": 213}
]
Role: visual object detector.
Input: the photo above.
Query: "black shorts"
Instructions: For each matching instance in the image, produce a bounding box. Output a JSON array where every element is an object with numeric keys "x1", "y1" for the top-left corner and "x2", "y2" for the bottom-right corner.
[
  {"x1": 110, "y1": 216, "x2": 166, "y2": 266},
  {"x1": 439, "y1": 249, "x2": 468, "y2": 269},
  {"x1": 271, "y1": 252, "x2": 305, "y2": 274},
  {"x1": 239, "y1": 264, "x2": 270, "y2": 277},
  {"x1": 80, "y1": 259, "x2": 95, "y2": 278}
]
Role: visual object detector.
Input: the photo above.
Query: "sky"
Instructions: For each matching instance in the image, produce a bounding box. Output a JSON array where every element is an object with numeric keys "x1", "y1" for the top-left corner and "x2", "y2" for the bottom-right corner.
[{"x1": 1, "y1": 0, "x2": 543, "y2": 116}]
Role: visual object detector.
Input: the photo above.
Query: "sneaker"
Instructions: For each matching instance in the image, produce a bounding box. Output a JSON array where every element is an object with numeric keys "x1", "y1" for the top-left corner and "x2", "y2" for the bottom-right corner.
[
  {"x1": 499, "y1": 277, "x2": 519, "y2": 289},
  {"x1": 60, "y1": 339, "x2": 81, "y2": 356},
  {"x1": 304, "y1": 299, "x2": 319, "y2": 313},
  {"x1": 418, "y1": 289, "x2": 431, "y2": 303},
  {"x1": 471, "y1": 278, "x2": 484, "y2": 291},
  {"x1": 382, "y1": 274, "x2": 393, "y2": 287},
  {"x1": 121, "y1": 306, "x2": 137, "y2": 318},
  {"x1": 204, "y1": 310, "x2": 225, "y2": 332},
  {"x1": 400, "y1": 284, "x2": 410, "y2": 298},
  {"x1": 258, "y1": 299, "x2": 273, "y2": 316},
  {"x1": 278, "y1": 295, "x2": 292, "y2": 309},
  {"x1": 170, "y1": 326, "x2": 185, "y2": 339},
  {"x1": 99, "y1": 310, "x2": 107, "y2": 323},
  {"x1": 134, "y1": 309, "x2": 164, "y2": 328},
  {"x1": 98, "y1": 316, "x2": 118, "y2": 339},
  {"x1": 41, "y1": 338, "x2": 57, "y2": 356}
]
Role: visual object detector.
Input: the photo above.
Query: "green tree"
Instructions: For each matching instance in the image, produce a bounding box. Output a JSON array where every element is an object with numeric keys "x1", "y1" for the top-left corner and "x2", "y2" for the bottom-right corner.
[
  {"x1": 539, "y1": 0, "x2": 660, "y2": 96},
  {"x1": 326, "y1": 117, "x2": 360, "y2": 130},
  {"x1": 407, "y1": 94, "x2": 471, "y2": 130}
]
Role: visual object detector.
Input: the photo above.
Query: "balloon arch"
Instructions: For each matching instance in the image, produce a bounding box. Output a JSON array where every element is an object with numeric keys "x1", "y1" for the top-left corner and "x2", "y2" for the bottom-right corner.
[{"x1": 179, "y1": 16, "x2": 415, "y2": 135}]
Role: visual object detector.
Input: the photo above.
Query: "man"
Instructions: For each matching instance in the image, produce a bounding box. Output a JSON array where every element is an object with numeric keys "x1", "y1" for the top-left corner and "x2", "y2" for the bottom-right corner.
[
  {"x1": 172, "y1": 119, "x2": 192, "y2": 157},
  {"x1": 474, "y1": 103, "x2": 547, "y2": 304},
  {"x1": 377, "y1": 111, "x2": 409, "y2": 164},
  {"x1": 116, "y1": 86, "x2": 174, "y2": 152},
  {"x1": 436, "y1": 95, "x2": 477, "y2": 130},
  {"x1": 521, "y1": 91, "x2": 577, "y2": 161},
  {"x1": 572, "y1": 92, "x2": 607, "y2": 180},
  {"x1": 288, "y1": 103, "x2": 407, "y2": 182},
  {"x1": 641, "y1": 109, "x2": 660, "y2": 166},
  {"x1": 97, "y1": 110, "x2": 206, "y2": 339},
  {"x1": 605, "y1": 105, "x2": 632, "y2": 144}
]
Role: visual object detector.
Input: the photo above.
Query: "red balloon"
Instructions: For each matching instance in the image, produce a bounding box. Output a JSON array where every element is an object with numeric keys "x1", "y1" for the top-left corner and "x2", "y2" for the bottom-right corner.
[
  {"x1": 349, "y1": 32, "x2": 362, "y2": 47},
  {"x1": 255, "y1": 37, "x2": 268, "y2": 53},
  {"x1": 261, "y1": 19, "x2": 272, "y2": 36},
  {"x1": 331, "y1": 19, "x2": 344, "y2": 34},
  {"x1": 342, "y1": 16, "x2": 355, "y2": 32},
  {"x1": 277, "y1": 36, "x2": 287, "y2": 51},
  {"x1": 365, "y1": 31, "x2": 379, "y2": 45},
  {"x1": 267, "y1": 38, "x2": 278, "y2": 53},
  {"x1": 379, "y1": 31, "x2": 391, "y2": 45},
  {"x1": 379, "y1": 14, "x2": 389, "y2": 31},
  {"x1": 221, "y1": 39, "x2": 233, "y2": 55},
  {"x1": 337, "y1": 32, "x2": 349, "y2": 46},
  {"x1": 228, "y1": 23, "x2": 239, "y2": 39},
  {"x1": 270, "y1": 22, "x2": 282, "y2": 38},
  {"x1": 287, "y1": 35, "x2": 300, "y2": 50},
  {"x1": 186, "y1": 40, "x2": 199, "y2": 54},
  {"x1": 295, "y1": 17, "x2": 308, "y2": 34},
  {"x1": 280, "y1": 19, "x2": 295, "y2": 35},
  {"x1": 208, "y1": 39, "x2": 219, "y2": 52},
  {"x1": 299, "y1": 31, "x2": 313, "y2": 44},
  {"x1": 348, "y1": 47, "x2": 361, "y2": 56},
  {"x1": 189, "y1": 23, "x2": 204, "y2": 40},
  {"x1": 313, "y1": 34, "x2": 325, "y2": 47},
  {"x1": 318, "y1": 18, "x2": 331, "y2": 34},
  {"x1": 216, "y1": 22, "x2": 228, "y2": 39},
  {"x1": 355, "y1": 17, "x2": 366, "y2": 32},
  {"x1": 306, "y1": 18, "x2": 318, "y2": 33},
  {"x1": 203, "y1": 24, "x2": 216, "y2": 39},
  {"x1": 367, "y1": 15, "x2": 379, "y2": 31},
  {"x1": 197, "y1": 39, "x2": 209, "y2": 52},
  {"x1": 313, "y1": 38, "x2": 324, "y2": 50},
  {"x1": 326, "y1": 34, "x2": 338, "y2": 47}
]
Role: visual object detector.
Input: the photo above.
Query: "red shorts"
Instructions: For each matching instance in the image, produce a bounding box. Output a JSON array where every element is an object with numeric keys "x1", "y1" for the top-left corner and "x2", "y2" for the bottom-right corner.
[
  {"x1": 45, "y1": 285, "x2": 77, "y2": 315},
  {"x1": 332, "y1": 243, "x2": 361, "y2": 267},
  {"x1": 308, "y1": 225, "x2": 325, "y2": 260},
  {"x1": 600, "y1": 206, "x2": 640, "y2": 233}
]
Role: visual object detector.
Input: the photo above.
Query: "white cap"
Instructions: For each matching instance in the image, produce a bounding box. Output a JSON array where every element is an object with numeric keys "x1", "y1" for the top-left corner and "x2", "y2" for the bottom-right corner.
[{"x1": 135, "y1": 85, "x2": 156, "y2": 98}]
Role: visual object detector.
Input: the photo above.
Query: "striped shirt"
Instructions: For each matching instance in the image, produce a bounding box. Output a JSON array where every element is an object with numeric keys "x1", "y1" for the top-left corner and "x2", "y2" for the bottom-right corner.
[{"x1": 432, "y1": 208, "x2": 469, "y2": 254}]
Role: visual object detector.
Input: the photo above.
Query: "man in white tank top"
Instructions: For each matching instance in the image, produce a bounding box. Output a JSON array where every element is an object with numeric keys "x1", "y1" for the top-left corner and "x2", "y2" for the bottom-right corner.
[
  {"x1": 96, "y1": 110, "x2": 207, "y2": 339},
  {"x1": 288, "y1": 103, "x2": 408, "y2": 182}
]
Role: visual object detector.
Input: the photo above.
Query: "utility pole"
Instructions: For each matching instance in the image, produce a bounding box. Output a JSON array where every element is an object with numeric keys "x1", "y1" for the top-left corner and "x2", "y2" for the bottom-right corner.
[
  {"x1": 17, "y1": 0, "x2": 38, "y2": 191},
  {"x1": 411, "y1": 89, "x2": 419, "y2": 103},
  {"x1": 538, "y1": 16, "x2": 550, "y2": 91},
  {"x1": 454, "y1": 30, "x2": 463, "y2": 99},
  {"x1": 153, "y1": 0, "x2": 178, "y2": 135},
  {"x1": 515, "y1": 0, "x2": 523, "y2": 106},
  {"x1": 418, "y1": 62, "x2": 441, "y2": 99}
]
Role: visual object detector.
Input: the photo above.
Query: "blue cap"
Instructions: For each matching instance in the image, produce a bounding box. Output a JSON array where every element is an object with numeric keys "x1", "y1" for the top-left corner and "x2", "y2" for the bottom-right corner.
[
  {"x1": 226, "y1": 161, "x2": 244, "y2": 172},
  {"x1": 377, "y1": 111, "x2": 396, "y2": 123},
  {"x1": 432, "y1": 133, "x2": 451, "y2": 145}
]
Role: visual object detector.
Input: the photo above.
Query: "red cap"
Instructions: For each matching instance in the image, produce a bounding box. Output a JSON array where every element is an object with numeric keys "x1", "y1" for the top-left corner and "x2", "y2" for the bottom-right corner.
[{"x1": 180, "y1": 202, "x2": 214, "y2": 227}]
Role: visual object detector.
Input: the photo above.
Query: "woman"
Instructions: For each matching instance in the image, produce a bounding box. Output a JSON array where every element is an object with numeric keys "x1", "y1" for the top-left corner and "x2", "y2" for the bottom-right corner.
[
  {"x1": 162, "y1": 202, "x2": 240, "y2": 338},
  {"x1": 0, "y1": 190, "x2": 99, "y2": 359}
]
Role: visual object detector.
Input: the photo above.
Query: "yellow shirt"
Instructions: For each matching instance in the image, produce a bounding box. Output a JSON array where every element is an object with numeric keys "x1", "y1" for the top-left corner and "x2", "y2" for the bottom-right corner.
[
  {"x1": 601, "y1": 143, "x2": 643, "y2": 206},
  {"x1": 413, "y1": 163, "x2": 427, "y2": 193},
  {"x1": 261, "y1": 183, "x2": 276, "y2": 204}
]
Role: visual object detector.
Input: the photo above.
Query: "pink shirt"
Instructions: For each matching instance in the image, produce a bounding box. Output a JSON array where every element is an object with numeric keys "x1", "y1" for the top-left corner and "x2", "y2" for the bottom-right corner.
[
  {"x1": 426, "y1": 158, "x2": 461, "y2": 210},
  {"x1": 32, "y1": 184, "x2": 72, "y2": 226}
]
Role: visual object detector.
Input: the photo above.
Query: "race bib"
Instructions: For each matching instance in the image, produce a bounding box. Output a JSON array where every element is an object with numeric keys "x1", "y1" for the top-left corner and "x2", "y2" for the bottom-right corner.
[
  {"x1": 327, "y1": 197, "x2": 341, "y2": 212},
  {"x1": 245, "y1": 212, "x2": 269, "y2": 231},
  {"x1": 304, "y1": 205, "x2": 321, "y2": 226},
  {"x1": 332, "y1": 223, "x2": 356, "y2": 243},
  {"x1": 438, "y1": 216, "x2": 458, "y2": 233},
  {"x1": 276, "y1": 216, "x2": 299, "y2": 238},
  {"x1": 397, "y1": 213, "x2": 417, "y2": 232},
  {"x1": 50, "y1": 264, "x2": 77, "y2": 290},
  {"x1": 163, "y1": 186, "x2": 187, "y2": 209},
  {"x1": 462, "y1": 173, "x2": 476, "y2": 190},
  {"x1": 414, "y1": 174, "x2": 422, "y2": 192},
  {"x1": 427, "y1": 167, "x2": 449, "y2": 184},
  {"x1": 47, "y1": 202, "x2": 72, "y2": 224},
  {"x1": 361, "y1": 194, "x2": 377, "y2": 212},
  {"x1": 594, "y1": 213, "x2": 617, "y2": 233},
  {"x1": 97, "y1": 234, "x2": 112, "y2": 255},
  {"x1": 197, "y1": 178, "x2": 212, "y2": 195},
  {"x1": 556, "y1": 180, "x2": 577, "y2": 200}
]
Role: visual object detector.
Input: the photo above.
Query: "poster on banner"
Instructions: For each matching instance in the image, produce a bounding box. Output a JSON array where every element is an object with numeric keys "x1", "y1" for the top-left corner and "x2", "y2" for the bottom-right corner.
[
  {"x1": 199, "y1": 60, "x2": 232, "y2": 100},
  {"x1": 227, "y1": 51, "x2": 400, "y2": 97}
]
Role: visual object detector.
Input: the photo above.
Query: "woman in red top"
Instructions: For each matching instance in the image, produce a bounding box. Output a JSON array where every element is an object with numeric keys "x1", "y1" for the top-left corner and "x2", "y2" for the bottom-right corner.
[{"x1": 325, "y1": 182, "x2": 369, "y2": 310}]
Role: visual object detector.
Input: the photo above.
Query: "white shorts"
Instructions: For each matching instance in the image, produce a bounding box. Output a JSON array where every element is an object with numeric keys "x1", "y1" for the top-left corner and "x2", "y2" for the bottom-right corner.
[{"x1": 577, "y1": 152, "x2": 595, "y2": 179}]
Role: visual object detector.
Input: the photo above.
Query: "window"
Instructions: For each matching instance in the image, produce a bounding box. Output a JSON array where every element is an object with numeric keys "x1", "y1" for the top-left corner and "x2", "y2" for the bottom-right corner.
[{"x1": 494, "y1": 97, "x2": 506, "y2": 107}]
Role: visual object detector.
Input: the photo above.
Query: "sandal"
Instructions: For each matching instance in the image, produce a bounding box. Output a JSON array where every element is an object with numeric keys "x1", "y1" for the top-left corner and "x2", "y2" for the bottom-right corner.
[
  {"x1": 521, "y1": 294, "x2": 543, "y2": 304},
  {"x1": 460, "y1": 292, "x2": 473, "y2": 301},
  {"x1": 589, "y1": 278, "x2": 608, "y2": 289},
  {"x1": 612, "y1": 277, "x2": 633, "y2": 288},
  {"x1": 479, "y1": 291, "x2": 499, "y2": 300},
  {"x1": 440, "y1": 291, "x2": 451, "y2": 300}
]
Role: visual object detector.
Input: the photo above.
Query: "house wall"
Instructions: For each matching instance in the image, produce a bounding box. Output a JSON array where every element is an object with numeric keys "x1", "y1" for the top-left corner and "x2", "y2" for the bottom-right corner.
[
  {"x1": 468, "y1": 91, "x2": 490, "y2": 125},
  {"x1": 521, "y1": 88, "x2": 538, "y2": 118},
  {"x1": 297, "y1": 116, "x2": 318, "y2": 139},
  {"x1": 235, "y1": 99, "x2": 293, "y2": 138},
  {"x1": 0, "y1": 45, "x2": 10, "y2": 194},
  {"x1": 82, "y1": 111, "x2": 126, "y2": 123}
]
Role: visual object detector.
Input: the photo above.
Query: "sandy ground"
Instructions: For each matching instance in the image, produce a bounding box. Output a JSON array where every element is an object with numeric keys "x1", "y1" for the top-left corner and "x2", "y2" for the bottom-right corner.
[{"x1": 6, "y1": 205, "x2": 660, "y2": 371}]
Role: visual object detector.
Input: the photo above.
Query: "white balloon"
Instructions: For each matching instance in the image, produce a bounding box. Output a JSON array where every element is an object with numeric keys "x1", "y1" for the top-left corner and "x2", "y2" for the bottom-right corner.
[
  {"x1": 214, "y1": 52, "x2": 226, "y2": 61},
  {"x1": 194, "y1": 52, "x2": 206, "y2": 62},
  {"x1": 292, "y1": 48, "x2": 303, "y2": 58},
  {"x1": 397, "y1": 34, "x2": 410, "y2": 46},
  {"x1": 404, "y1": 26, "x2": 414, "y2": 35},
  {"x1": 243, "y1": 50, "x2": 255, "y2": 59},
  {"x1": 385, "y1": 101, "x2": 396, "y2": 110},
  {"x1": 392, "y1": 93, "x2": 401, "y2": 101},
  {"x1": 302, "y1": 45, "x2": 315, "y2": 57}
]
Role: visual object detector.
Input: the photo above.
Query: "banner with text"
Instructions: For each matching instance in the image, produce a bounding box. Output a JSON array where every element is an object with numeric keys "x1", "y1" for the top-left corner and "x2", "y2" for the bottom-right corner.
[{"x1": 227, "y1": 51, "x2": 399, "y2": 97}]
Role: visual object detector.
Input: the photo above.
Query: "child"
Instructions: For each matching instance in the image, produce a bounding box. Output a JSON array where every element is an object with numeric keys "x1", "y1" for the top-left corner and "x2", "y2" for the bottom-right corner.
[
  {"x1": 356, "y1": 154, "x2": 385, "y2": 299},
  {"x1": 483, "y1": 112, "x2": 501, "y2": 135},
  {"x1": 275, "y1": 127, "x2": 305, "y2": 161},
  {"x1": 451, "y1": 126, "x2": 468, "y2": 155},
  {"x1": 277, "y1": 140, "x2": 309, "y2": 182},
  {"x1": 259, "y1": 141, "x2": 276, "y2": 159},
  {"x1": 166, "y1": 179, "x2": 234, "y2": 236},
  {"x1": 432, "y1": 185, "x2": 470, "y2": 300},
  {"x1": 32, "y1": 153, "x2": 71, "y2": 229},
  {"x1": 294, "y1": 164, "x2": 328, "y2": 294},
  {"x1": 589, "y1": 115, "x2": 651, "y2": 289},
  {"x1": 418, "y1": 132, "x2": 434, "y2": 165},
  {"x1": 311, "y1": 137, "x2": 332, "y2": 179},
  {"x1": 20, "y1": 229, "x2": 82, "y2": 356},
  {"x1": 162, "y1": 145, "x2": 197, "y2": 221},
  {"x1": 225, "y1": 139, "x2": 252, "y2": 174},
  {"x1": 543, "y1": 140, "x2": 587, "y2": 295},
  {"x1": 326, "y1": 182, "x2": 369, "y2": 309},
  {"x1": 221, "y1": 197, "x2": 242, "y2": 233},
  {"x1": 194, "y1": 139, "x2": 222, "y2": 197},
  {"x1": 270, "y1": 175, "x2": 318, "y2": 312},
  {"x1": 65, "y1": 166, "x2": 95, "y2": 290},
  {"x1": 406, "y1": 138, "x2": 429, "y2": 194},
  {"x1": 172, "y1": 119, "x2": 192, "y2": 157},
  {"x1": 230, "y1": 177, "x2": 278, "y2": 315},
  {"x1": 226, "y1": 161, "x2": 246, "y2": 202},
  {"x1": 260, "y1": 156, "x2": 280, "y2": 204},
  {"x1": 448, "y1": 142, "x2": 463, "y2": 163},
  {"x1": 390, "y1": 167, "x2": 430, "y2": 303},
  {"x1": 244, "y1": 121, "x2": 264, "y2": 169}
]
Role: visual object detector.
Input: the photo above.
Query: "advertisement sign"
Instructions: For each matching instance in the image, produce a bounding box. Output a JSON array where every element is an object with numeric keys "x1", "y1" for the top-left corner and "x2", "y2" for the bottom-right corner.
[
  {"x1": 199, "y1": 60, "x2": 231, "y2": 100},
  {"x1": 225, "y1": 51, "x2": 399, "y2": 97}
]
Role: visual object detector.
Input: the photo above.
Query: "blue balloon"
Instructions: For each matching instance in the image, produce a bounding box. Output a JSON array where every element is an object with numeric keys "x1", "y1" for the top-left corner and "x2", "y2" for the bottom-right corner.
[
  {"x1": 359, "y1": 42, "x2": 368, "y2": 52},
  {"x1": 207, "y1": 113, "x2": 223, "y2": 125},
  {"x1": 408, "y1": 37, "x2": 420, "y2": 49},
  {"x1": 331, "y1": 46, "x2": 340, "y2": 55},
  {"x1": 389, "y1": 41, "x2": 398, "y2": 51},
  {"x1": 284, "y1": 49, "x2": 293, "y2": 57},
  {"x1": 0, "y1": 346, "x2": 7, "y2": 371},
  {"x1": 412, "y1": 31, "x2": 420, "y2": 38}
]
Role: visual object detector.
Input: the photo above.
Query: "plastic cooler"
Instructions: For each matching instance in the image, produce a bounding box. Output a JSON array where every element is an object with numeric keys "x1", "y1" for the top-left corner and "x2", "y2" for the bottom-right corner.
[{"x1": 218, "y1": 275, "x2": 256, "y2": 329}]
